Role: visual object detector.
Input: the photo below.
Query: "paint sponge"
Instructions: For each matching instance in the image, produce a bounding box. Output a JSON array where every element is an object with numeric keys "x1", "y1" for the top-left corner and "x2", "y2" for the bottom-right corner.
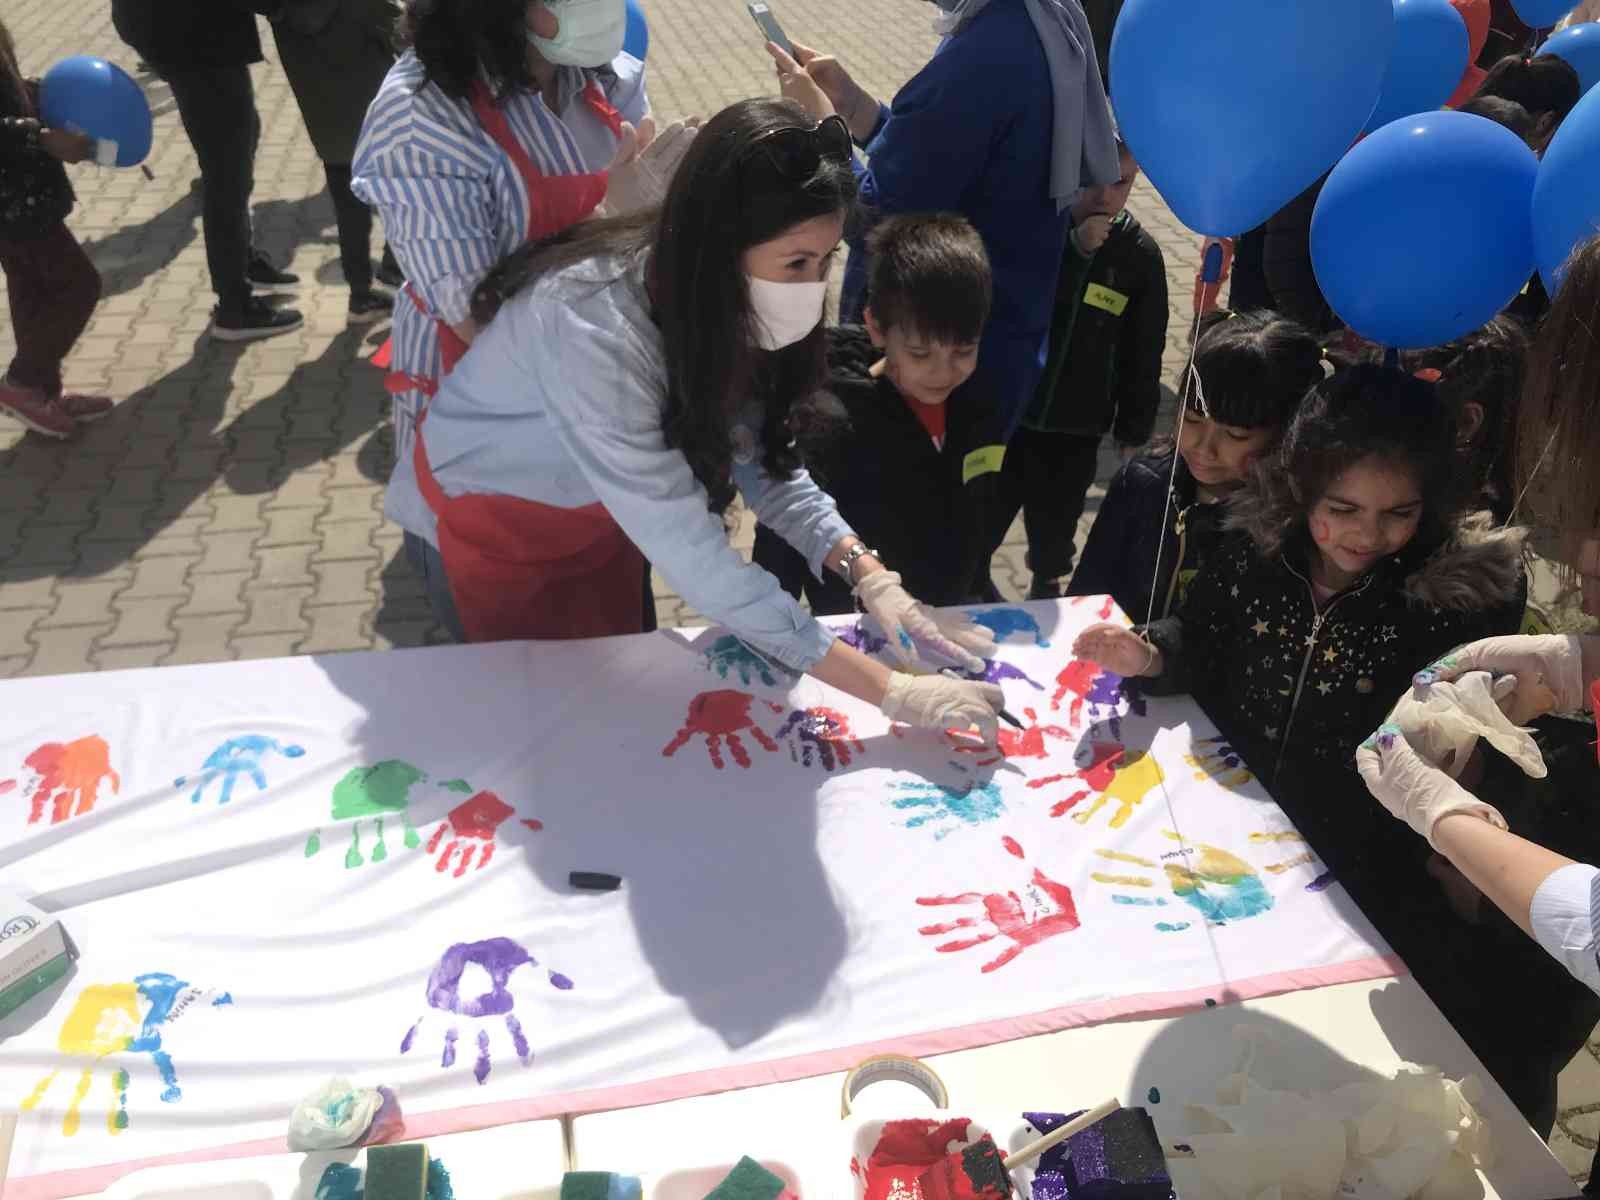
[
  {"x1": 1022, "y1": 1108, "x2": 1171, "y2": 1199},
  {"x1": 702, "y1": 1156, "x2": 796, "y2": 1199},
  {"x1": 364, "y1": 1143, "x2": 429, "y2": 1200},
  {"x1": 561, "y1": 1173, "x2": 642, "y2": 1200},
  {"x1": 913, "y1": 1133, "x2": 1014, "y2": 1199}
]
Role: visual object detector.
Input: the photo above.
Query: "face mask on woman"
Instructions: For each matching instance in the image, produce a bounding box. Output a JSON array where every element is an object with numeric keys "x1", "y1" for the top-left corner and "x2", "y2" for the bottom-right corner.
[
  {"x1": 527, "y1": 0, "x2": 628, "y2": 68},
  {"x1": 746, "y1": 276, "x2": 828, "y2": 350}
]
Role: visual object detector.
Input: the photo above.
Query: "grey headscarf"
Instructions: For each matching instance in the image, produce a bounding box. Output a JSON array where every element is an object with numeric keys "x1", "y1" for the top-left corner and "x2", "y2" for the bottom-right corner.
[{"x1": 935, "y1": 0, "x2": 1120, "y2": 212}]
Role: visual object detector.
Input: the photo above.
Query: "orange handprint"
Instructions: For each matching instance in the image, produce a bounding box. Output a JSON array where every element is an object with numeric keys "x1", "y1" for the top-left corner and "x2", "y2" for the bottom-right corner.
[
  {"x1": 1028, "y1": 741, "x2": 1165, "y2": 826},
  {"x1": 14, "y1": 735, "x2": 120, "y2": 826},
  {"x1": 915, "y1": 836, "x2": 1081, "y2": 972}
]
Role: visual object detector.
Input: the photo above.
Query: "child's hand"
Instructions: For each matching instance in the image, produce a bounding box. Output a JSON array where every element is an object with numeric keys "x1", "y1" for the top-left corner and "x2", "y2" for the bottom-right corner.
[
  {"x1": 1072, "y1": 623, "x2": 1160, "y2": 678},
  {"x1": 1073, "y1": 214, "x2": 1113, "y2": 254},
  {"x1": 40, "y1": 127, "x2": 94, "y2": 164}
]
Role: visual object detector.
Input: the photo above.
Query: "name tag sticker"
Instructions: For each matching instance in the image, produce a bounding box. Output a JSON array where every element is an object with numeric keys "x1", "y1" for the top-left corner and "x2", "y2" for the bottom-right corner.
[
  {"x1": 1084, "y1": 283, "x2": 1129, "y2": 316},
  {"x1": 962, "y1": 444, "x2": 1005, "y2": 484}
]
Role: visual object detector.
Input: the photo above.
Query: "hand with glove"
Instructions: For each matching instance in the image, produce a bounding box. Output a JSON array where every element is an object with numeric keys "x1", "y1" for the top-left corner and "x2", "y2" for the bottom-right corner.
[
  {"x1": 1355, "y1": 723, "x2": 1509, "y2": 850},
  {"x1": 1411, "y1": 634, "x2": 1594, "y2": 715},
  {"x1": 881, "y1": 671, "x2": 1004, "y2": 748},
  {"x1": 854, "y1": 569, "x2": 996, "y2": 674},
  {"x1": 600, "y1": 115, "x2": 701, "y2": 218}
]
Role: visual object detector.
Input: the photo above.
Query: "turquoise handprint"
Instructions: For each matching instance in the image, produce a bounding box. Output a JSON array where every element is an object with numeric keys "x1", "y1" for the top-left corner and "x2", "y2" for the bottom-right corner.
[
  {"x1": 702, "y1": 634, "x2": 795, "y2": 688},
  {"x1": 175, "y1": 736, "x2": 306, "y2": 806}
]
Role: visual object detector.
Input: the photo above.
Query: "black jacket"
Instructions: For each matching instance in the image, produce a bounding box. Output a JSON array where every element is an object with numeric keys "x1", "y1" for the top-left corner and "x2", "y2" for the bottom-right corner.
[
  {"x1": 112, "y1": 1, "x2": 274, "y2": 73},
  {"x1": 1067, "y1": 450, "x2": 1225, "y2": 624},
  {"x1": 1144, "y1": 510, "x2": 1526, "y2": 877},
  {"x1": 752, "y1": 325, "x2": 1003, "y2": 616},
  {"x1": 1023, "y1": 211, "x2": 1168, "y2": 442},
  {"x1": 0, "y1": 77, "x2": 73, "y2": 240},
  {"x1": 271, "y1": 0, "x2": 397, "y2": 164}
]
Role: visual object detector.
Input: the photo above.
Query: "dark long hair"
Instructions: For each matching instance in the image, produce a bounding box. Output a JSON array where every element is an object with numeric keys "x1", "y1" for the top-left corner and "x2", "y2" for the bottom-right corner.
[
  {"x1": 1184, "y1": 309, "x2": 1326, "y2": 429},
  {"x1": 0, "y1": 17, "x2": 27, "y2": 112},
  {"x1": 1518, "y1": 233, "x2": 1600, "y2": 539},
  {"x1": 1473, "y1": 54, "x2": 1580, "y2": 125},
  {"x1": 1248, "y1": 364, "x2": 1463, "y2": 558},
  {"x1": 472, "y1": 98, "x2": 857, "y2": 512},
  {"x1": 397, "y1": 0, "x2": 543, "y2": 100}
]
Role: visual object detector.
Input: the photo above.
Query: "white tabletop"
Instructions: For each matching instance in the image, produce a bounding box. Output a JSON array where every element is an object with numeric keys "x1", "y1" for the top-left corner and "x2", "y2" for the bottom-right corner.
[{"x1": 569, "y1": 976, "x2": 1578, "y2": 1199}]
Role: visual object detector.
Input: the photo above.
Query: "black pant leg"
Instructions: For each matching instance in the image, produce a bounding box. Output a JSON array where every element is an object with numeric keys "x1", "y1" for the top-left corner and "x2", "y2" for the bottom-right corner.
[
  {"x1": 165, "y1": 65, "x2": 257, "y2": 309},
  {"x1": 1016, "y1": 430, "x2": 1102, "y2": 581},
  {"x1": 323, "y1": 162, "x2": 374, "y2": 293}
]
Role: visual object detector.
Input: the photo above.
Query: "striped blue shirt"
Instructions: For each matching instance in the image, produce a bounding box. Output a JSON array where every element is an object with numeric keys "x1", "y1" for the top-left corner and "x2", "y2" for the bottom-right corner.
[
  {"x1": 351, "y1": 49, "x2": 648, "y2": 448},
  {"x1": 1531, "y1": 861, "x2": 1600, "y2": 996}
]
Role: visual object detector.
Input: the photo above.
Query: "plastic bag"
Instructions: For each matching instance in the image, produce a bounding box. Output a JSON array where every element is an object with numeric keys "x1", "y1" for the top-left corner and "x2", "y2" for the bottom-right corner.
[
  {"x1": 1388, "y1": 670, "x2": 1547, "y2": 780},
  {"x1": 287, "y1": 1078, "x2": 395, "y2": 1151}
]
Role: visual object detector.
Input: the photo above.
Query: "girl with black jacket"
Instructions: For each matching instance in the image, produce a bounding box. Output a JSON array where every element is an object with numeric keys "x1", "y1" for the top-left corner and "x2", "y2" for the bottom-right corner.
[{"x1": 1067, "y1": 309, "x2": 1323, "y2": 625}]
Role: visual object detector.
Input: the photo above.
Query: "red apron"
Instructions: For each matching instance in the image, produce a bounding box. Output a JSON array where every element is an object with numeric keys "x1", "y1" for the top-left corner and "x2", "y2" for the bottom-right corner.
[{"x1": 402, "y1": 80, "x2": 647, "y2": 644}]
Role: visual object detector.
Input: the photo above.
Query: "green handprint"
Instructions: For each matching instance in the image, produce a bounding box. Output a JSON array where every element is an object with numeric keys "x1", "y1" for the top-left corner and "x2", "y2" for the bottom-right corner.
[{"x1": 305, "y1": 760, "x2": 426, "y2": 867}]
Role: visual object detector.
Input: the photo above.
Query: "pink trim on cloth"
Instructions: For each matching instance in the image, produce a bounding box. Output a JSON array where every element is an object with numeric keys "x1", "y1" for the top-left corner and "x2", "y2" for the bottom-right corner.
[{"x1": 7, "y1": 955, "x2": 1404, "y2": 1200}]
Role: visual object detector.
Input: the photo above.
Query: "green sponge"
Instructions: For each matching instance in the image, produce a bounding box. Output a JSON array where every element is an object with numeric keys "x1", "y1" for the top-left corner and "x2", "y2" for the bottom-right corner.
[
  {"x1": 703, "y1": 1157, "x2": 791, "y2": 1199},
  {"x1": 560, "y1": 1173, "x2": 642, "y2": 1200},
  {"x1": 365, "y1": 1144, "x2": 429, "y2": 1200}
]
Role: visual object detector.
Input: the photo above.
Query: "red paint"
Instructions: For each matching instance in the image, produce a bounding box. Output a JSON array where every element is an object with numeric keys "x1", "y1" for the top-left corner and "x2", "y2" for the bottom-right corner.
[
  {"x1": 1311, "y1": 517, "x2": 1332, "y2": 547},
  {"x1": 1001, "y1": 835, "x2": 1024, "y2": 859},
  {"x1": 949, "y1": 707, "x2": 1072, "y2": 766},
  {"x1": 22, "y1": 735, "x2": 119, "y2": 825},
  {"x1": 1050, "y1": 659, "x2": 1099, "y2": 722},
  {"x1": 1027, "y1": 743, "x2": 1127, "y2": 818},
  {"x1": 521, "y1": 818, "x2": 544, "y2": 832},
  {"x1": 916, "y1": 839, "x2": 1081, "y2": 972},
  {"x1": 428, "y1": 790, "x2": 516, "y2": 875},
  {"x1": 661, "y1": 690, "x2": 780, "y2": 769},
  {"x1": 864, "y1": 1118, "x2": 979, "y2": 1200},
  {"x1": 0, "y1": 779, "x2": 13, "y2": 795}
]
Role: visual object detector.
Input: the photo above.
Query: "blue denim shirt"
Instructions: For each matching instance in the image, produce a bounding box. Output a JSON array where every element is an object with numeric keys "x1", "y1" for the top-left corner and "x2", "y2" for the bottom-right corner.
[{"x1": 385, "y1": 253, "x2": 850, "y2": 671}]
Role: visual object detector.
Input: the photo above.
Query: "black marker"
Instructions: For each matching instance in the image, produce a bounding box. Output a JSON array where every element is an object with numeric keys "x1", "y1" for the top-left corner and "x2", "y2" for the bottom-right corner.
[
  {"x1": 998, "y1": 708, "x2": 1025, "y2": 730},
  {"x1": 569, "y1": 871, "x2": 622, "y2": 892}
]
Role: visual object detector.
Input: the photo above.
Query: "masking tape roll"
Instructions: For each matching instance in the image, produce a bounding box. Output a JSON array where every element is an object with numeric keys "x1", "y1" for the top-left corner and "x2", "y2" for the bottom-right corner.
[{"x1": 840, "y1": 1054, "x2": 949, "y2": 1119}]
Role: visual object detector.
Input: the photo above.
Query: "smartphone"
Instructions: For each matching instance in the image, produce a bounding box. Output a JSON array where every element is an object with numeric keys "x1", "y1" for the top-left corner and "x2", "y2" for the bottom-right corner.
[{"x1": 748, "y1": 2, "x2": 795, "y2": 57}]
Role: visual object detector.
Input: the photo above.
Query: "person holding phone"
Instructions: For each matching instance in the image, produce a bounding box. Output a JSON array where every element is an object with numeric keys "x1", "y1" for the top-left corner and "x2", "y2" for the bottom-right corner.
[
  {"x1": 380, "y1": 97, "x2": 1005, "y2": 743},
  {"x1": 765, "y1": 0, "x2": 1119, "y2": 444}
]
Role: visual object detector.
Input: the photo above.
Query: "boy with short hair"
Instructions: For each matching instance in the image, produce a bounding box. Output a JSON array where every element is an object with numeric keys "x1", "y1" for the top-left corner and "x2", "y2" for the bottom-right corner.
[
  {"x1": 752, "y1": 212, "x2": 1002, "y2": 616},
  {"x1": 989, "y1": 140, "x2": 1168, "y2": 600}
]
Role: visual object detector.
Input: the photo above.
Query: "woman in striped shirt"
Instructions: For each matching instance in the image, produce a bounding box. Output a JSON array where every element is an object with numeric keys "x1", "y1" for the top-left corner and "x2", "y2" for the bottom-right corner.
[{"x1": 352, "y1": 0, "x2": 650, "y2": 462}]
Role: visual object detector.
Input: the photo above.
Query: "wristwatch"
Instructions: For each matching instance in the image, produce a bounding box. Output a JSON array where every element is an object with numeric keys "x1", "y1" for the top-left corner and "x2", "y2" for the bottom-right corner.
[{"x1": 833, "y1": 543, "x2": 879, "y2": 584}]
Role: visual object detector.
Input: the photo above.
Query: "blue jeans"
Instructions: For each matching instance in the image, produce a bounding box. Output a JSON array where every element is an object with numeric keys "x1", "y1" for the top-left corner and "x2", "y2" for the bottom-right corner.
[{"x1": 403, "y1": 532, "x2": 467, "y2": 643}]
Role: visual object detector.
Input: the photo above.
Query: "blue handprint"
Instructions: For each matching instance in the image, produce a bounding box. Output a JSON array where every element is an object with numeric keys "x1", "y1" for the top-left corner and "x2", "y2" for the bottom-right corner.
[
  {"x1": 968, "y1": 607, "x2": 1050, "y2": 647},
  {"x1": 701, "y1": 634, "x2": 795, "y2": 688},
  {"x1": 174, "y1": 735, "x2": 306, "y2": 805},
  {"x1": 889, "y1": 780, "x2": 1006, "y2": 839}
]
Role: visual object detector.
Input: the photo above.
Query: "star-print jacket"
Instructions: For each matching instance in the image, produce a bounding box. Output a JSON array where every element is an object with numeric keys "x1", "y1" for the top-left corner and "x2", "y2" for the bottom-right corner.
[
  {"x1": 0, "y1": 75, "x2": 73, "y2": 240},
  {"x1": 1141, "y1": 510, "x2": 1526, "y2": 874}
]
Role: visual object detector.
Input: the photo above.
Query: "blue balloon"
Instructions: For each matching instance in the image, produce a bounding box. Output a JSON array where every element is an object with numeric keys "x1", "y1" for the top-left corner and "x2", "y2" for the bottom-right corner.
[
  {"x1": 623, "y1": 0, "x2": 649, "y2": 61},
  {"x1": 1539, "y1": 22, "x2": 1600, "y2": 94},
  {"x1": 38, "y1": 56, "x2": 151, "y2": 168},
  {"x1": 1533, "y1": 82, "x2": 1600, "y2": 287},
  {"x1": 1511, "y1": 0, "x2": 1574, "y2": 27},
  {"x1": 1365, "y1": 0, "x2": 1469, "y2": 132},
  {"x1": 1111, "y1": 0, "x2": 1392, "y2": 236},
  {"x1": 1312, "y1": 111, "x2": 1537, "y2": 347}
]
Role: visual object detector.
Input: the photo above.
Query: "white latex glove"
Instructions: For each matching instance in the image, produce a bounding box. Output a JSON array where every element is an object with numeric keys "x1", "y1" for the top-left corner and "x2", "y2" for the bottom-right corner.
[
  {"x1": 854, "y1": 570, "x2": 991, "y2": 672},
  {"x1": 1412, "y1": 634, "x2": 1587, "y2": 713},
  {"x1": 881, "y1": 671, "x2": 1004, "y2": 747},
  {"x1": 601, "y1": 116, "x2": 700, "y2": 218},
  {"x1": 1355, "y1": 724, "x2": 1509, "y2": 850},
  {"x1": 1387, "y1": 669, "x2": 1546, "y2": 780}
]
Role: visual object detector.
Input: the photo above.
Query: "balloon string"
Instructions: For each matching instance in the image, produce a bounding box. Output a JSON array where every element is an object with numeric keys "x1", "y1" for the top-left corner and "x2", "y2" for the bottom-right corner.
[
  {"x1": 1506, "y1": 429, "x2": 1557, "y2": 527},
  {"x1": 1141, "y1": 302, "x2": 1207, "y2": 634}
]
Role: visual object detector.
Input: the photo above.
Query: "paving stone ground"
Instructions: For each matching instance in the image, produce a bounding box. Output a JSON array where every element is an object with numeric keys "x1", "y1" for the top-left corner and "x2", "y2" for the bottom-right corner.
[{"x1": 0, "y1": 0, "x2": 1593, "y2": 1180}]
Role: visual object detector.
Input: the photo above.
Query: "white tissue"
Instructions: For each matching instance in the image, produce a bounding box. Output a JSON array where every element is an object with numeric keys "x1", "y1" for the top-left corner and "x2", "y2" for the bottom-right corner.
[
  {"x1": 286, "y1": 1077, "x2": 386, "y2": 1151},
  {"x1": 1388, "y1": 670, "x2": 1546, "y2": 780}
]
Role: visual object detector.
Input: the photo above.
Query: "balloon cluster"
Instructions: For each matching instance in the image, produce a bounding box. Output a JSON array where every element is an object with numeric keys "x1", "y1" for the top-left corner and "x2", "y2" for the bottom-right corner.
[{"x1": 1111, "y1": 0, "x2": 1597, "y2": 348}]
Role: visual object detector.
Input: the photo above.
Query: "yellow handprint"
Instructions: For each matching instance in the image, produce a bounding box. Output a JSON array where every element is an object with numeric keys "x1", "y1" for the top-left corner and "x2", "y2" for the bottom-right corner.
[
  {"x1": 1089, "y1": 832, "x2": 1275, "y2": 930},
  {"x1": 1071, "y1": 747, "x2": 1166, "y2": 829},
  {"x1": 1185, "y1": 735, "x2": 1254, "y2": 787}
]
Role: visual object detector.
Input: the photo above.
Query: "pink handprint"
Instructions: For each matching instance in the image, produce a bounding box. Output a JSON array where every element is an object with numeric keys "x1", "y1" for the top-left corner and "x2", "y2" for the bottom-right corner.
[
  {"x1": 947, "y1": 707, "x2": 1073, "y2": 767},
  {"x1": 915, "y1": 836, "x2": 1081, "y2": 972},
  {"x1": 426, "y1": 790, "x2": 542, "y2": 876},
  {"x1": 662, "y1": 690, "x2": 782, "y2": 769}
]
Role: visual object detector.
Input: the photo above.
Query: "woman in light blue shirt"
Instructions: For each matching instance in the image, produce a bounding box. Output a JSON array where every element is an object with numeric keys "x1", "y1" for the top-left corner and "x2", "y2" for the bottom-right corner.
[{"x1": 385, "y1": 97, "x2": 1005, "y2": 742}]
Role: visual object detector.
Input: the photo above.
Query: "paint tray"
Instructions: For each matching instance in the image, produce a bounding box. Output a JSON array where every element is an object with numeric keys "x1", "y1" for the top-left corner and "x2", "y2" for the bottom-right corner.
[{"x1": 848, "y1": 1117, "x2": 995, "y2": 1200}]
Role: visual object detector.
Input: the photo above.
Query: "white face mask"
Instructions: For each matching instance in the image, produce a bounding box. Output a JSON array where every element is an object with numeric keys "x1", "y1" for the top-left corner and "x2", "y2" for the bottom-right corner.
[
  {"x1": 931, "y1": 0, "x2": 971, "y2": 34},
  {"x1": 527, "y1": 0, "x2": 627, "y2": 68},
  {"x1": 747, "y1": 276, "x2": 828, "y2": 350}
]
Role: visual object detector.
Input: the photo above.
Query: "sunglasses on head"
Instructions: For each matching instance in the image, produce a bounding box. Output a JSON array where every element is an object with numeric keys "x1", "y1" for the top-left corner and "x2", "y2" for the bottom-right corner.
[{"x1": 745, "y1": 114, "x2": 853, "y2": 181}]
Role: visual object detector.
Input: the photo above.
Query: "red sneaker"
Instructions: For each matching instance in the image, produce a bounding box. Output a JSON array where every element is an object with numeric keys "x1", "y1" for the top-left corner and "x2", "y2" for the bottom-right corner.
[
  {"x1": 0, "y1": 381, "x2": 75, "y2": 439},
  {"x1": 57, "y1": 393, "x2": 115, "y2": 422}
]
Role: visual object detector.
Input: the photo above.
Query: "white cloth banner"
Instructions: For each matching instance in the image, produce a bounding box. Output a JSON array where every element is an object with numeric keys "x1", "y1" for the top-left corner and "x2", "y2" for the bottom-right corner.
[{"x1": 0, "y1": 600, "x2": 1395, "y2": 1198}]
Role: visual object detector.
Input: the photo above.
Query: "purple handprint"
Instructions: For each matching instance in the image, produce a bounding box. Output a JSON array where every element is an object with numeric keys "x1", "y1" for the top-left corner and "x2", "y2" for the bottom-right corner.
[
  {"x1": 400, "y1": 937, "x2": 574, "y2": 1084},
  {"x1": 775, "y1": 706, "x2": 865, "y2": 771},
  {"x1": 1050, "y1": 661, "x2": 1147, "y2": 733}
]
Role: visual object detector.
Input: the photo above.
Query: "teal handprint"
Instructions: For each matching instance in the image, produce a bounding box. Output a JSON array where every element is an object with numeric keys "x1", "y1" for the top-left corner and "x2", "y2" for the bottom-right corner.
[
  {"x1": 889, "y1": 780, "x2": 1006, "y2": 839},
  {"x1": 174, "y1": 736, "x2": 305, "y2": 806},
  {"x1": 702, "y1": 634, "x2": 795, "y2": 688}
]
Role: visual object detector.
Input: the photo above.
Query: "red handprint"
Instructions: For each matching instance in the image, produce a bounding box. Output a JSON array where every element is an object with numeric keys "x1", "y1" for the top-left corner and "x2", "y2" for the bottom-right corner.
[
  {"x1": 1028, "y1": 741, "x2": 1165, "y2": 825},
  {"x1": 1071, "y1": 594, "x2": 1116, "y2": 621},
  {"x1": 661, "y1": 690, "x2": 782, "y2": 769},
  {"x1": 426, "y1": 790, "x2": 540, "y2": 876},
  {"x1": 947, "y1": 706, "x2": 1072, "y2": 766},
  {"x1": 915, "y1": 836, "x2": 1081, "y2": 973},
  {"x1": 1050, "y1": 660, "x2": 1144, "y2": 733},
  {"x1": 16, "y1": 735, "x2": 120, "y2": 826}
]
